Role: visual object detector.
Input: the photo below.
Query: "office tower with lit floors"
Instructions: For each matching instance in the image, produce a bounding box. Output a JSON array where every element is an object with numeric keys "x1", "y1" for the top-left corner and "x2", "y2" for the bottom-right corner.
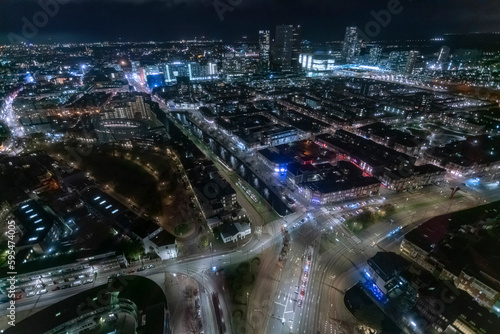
[
  {"x1": 272, "y1": 24, "x2": 302, "y2": 72},
  {"x1": 342, "y1": 26, "x2": 362, "y2": 63},
  {"x1": 259, "y1": 30, "x2": 271, "y2": 72}
]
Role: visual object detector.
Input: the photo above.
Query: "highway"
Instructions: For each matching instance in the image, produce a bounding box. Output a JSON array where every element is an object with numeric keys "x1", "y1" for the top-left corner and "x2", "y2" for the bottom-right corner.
[{"x1": 0, "y1": 89, "x2": 25, "y2": 154}]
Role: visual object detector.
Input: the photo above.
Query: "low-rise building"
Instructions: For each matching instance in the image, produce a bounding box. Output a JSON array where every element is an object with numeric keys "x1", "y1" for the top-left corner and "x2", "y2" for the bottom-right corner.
[
  {"x1": 378, "y1": 164, "x2": 446, "y2": 191},
  {"x1": 366, "y1": 252, "x2": 410, "y2": 295},
  {"x1": 220, "y1": 222, "x2": 251, "y2": 243},
  {"x1": 299, "y1": 174, "x2": 380, "y2": 205},
  {"x1": 257, "y1": 148, "x2": 294, "y2": 173},
  {"x1": 149, "y1": 230, "x2": 177, "y2": 260},
  {"x1": 261, "y1": 126, "x2": 298, "y2": 146},
  {"x1": 400, "y1": 208, "x2": 500, "y2": 314}
]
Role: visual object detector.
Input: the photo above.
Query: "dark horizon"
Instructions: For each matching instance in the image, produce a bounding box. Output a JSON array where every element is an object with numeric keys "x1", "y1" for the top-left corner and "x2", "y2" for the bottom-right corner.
[{"x1": 1, "y1": 0, "x2": 500, "y2": 44}]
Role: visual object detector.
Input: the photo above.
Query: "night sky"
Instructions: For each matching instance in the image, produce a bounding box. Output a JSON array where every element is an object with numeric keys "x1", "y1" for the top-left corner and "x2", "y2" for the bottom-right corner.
[{"x1": 1, "y1": 0, "x2": 500, "y2": 44}]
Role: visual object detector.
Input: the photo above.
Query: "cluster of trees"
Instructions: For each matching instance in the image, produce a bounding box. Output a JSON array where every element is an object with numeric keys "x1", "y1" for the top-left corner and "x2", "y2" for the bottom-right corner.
[{"x1": 347, "y1": 204, "x2": 396, "y2": 232}]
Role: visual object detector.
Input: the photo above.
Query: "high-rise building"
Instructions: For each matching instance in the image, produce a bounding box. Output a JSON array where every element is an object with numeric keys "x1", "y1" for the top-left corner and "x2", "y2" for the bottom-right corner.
[
  {"x1": 387, "y1": 50, "x2": 419, "y2": 74},
  {"x1": 368, "y1": 45, "x2": 383, "y2": 65},
  {"x1": 342, "y1": 26, "x2": 362, "y2": 63},
  {"x1": 272, "y1": 24, "x2": 302, "y2": 72},
  {"x1": 437, "y1": 45, "x2": 450, "y2": 63},
  {"x1": 405, "y1": 50, "x2": 419, "y2": 74},
  {"x1": 291, "y1": 25, "x2": 302, "y2": 71},
  {"x1": 259, "y1": 30, "x2": 270, "y2": 71}
]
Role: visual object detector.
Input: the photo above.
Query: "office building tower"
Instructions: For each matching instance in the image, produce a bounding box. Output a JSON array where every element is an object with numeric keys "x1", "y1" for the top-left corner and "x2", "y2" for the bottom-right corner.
[
  {"x1": 272, "y1": 24, "x2": 302, "y2": 72},
  {"x1": 437, "y1": 45, "x2": 450, "y2": 63},
  {"x1": 342, "y1": 26, "x2": 362, "y2": 63},
  {"x1": 406, "y1": 50, "x2": 419, "y2": 74},
  {"x1": 291, "y1": 25, "x2": 302, "y2": 71},
  {"x1": 387, "y1": 51, "x2": 419, "y2": 74},
  {"x1": 368, "y1": 45, "x2": 383, "y2": 65},
  {"x1": 259, "y1": 30, "x2": 270, "y2": 71}
]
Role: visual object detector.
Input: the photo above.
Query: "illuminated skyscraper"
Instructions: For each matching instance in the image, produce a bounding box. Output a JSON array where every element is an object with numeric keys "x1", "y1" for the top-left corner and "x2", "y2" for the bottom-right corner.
[
  {"x1": 342, "y1": 26, "x2": 362, "y2": 63},
  {"x1": 272, "y1": 24, "x2": 302, "y2": 72},
  {"x1": 406, "y1": 50, "x2": 420, "y2": 74},
  {"x1": 387, "y1": 50, "x2": 419, "y2": 74},
  {"x1": 437, "y1": 45, "x2": 450, "y2": 63},
  {"x1": 259, "y1": 30, "x2": 270, "y2": 71},
  {"x1": 368, "y1": 45, "x2": 383, "y2": 65},
  {"x1": 291, "y1": 25, "x2": 302, "y2": 71}
]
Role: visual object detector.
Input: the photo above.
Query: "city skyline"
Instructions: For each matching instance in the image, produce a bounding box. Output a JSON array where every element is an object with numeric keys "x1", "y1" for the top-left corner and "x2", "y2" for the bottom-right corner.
[
  {"x1": 1, "y1": 1, "x2": 500, "y2": 334},
  {"x1": 1, "y1": 0, "x2": 500, "y2": 44}
]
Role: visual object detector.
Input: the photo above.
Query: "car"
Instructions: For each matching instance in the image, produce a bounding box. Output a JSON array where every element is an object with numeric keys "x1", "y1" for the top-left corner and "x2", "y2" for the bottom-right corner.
[
  {"x1": 297, "y1": 299, "x2": 303, "y2": 307},
  {"x1": 72, "y1": 280, "x2": 82, "y2": 287},
  {"x1": 147, "y1": 264, "x2": 155, "y2": 269},
  {"x1": 300, "y1": 289, "x2": 305, "y2": 296},
  {"x1": 83, "y1": 278, "x2": 94, "y2": 284},
  {"x1": 129, "y1": 269, "x2": 136, "y2": 273},
  {"x1": 137, "y1": 267, "x2": 146, "y2": 272},
  {"x1": 77, "y1": 274, "x2": 86, "y2": 279},
  {"x1": 26, "y1": 291, "x2": 36, "y2": 297},
  {"x1": 37, "y1": 289, "x2": 48, "y2": 295},
  {"x1": 52, "y1": 286, "x2": 60, "y2": 291},
  {"x1": 60, "y1": 285, "x2": 70, "y2": 290},
  {"x1": 294, "y1": 291, "x2": 298, "y2": 294}
]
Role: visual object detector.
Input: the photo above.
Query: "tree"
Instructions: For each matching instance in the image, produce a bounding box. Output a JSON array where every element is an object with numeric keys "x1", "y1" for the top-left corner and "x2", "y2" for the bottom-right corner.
[{"x1": 355, "y1": 305, "x2": 384, "y2": 333}]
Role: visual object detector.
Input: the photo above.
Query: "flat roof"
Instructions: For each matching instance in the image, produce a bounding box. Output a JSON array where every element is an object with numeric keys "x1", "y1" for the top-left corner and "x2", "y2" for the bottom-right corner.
[
  {"x1": 258, "y1": 148, "x2": 294, "y2": 165},
  {"x1": 14, "y1": 200, "x2": 57, "y2": 247},
  {"x1": 304, "y1": 175, "x2": 380, "y2": 194},
  {"x1": 367, "y1": 252, "x2": 409, "y2": 282},
  {"x1": 82, "y1": 187, "x2": 127, "y2": 218},
  {"x1": 150, "y1": 229, "x2": 177, "y2": 247}
]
